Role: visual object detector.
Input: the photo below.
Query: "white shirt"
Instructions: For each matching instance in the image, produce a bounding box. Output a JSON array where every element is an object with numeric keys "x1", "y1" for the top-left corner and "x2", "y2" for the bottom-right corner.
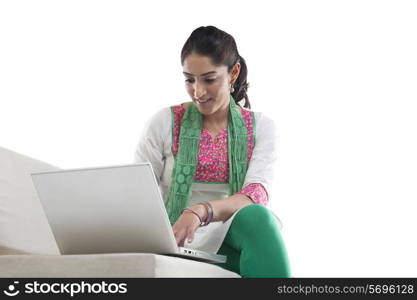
[{"x1": 133, "y1": 105, "x2": 281, "y2": 253}]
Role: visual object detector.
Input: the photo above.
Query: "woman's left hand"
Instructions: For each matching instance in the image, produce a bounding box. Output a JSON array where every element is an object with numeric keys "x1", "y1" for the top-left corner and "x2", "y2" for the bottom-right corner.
[{"x1": 172, "y1": 205, "x2": 206, "y2": 247}]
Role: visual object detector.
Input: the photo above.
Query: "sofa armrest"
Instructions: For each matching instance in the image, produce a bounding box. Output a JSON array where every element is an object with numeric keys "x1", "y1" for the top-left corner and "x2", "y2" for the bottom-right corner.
[{"x1": 0, "y1": 253, "x2": 240, "y2": 278}]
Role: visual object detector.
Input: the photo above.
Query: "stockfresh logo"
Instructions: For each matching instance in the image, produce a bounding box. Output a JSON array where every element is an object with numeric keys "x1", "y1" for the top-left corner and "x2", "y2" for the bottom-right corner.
[{"x1": 3, "y1": 281, "x2": 20, "y2": 297}]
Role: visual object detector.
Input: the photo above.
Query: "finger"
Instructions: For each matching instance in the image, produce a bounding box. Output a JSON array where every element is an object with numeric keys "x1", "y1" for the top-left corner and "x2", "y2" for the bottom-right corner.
[
  {"x1": 175, "y1": 230, "x2": 186, "y2": 247},
  {"x1": 187, "y1": 228, "x2": 195, "y2": 244},
  {"x1": 173, "y1": 230, "x2": 181, "y2": 246},
  {"x1": 178, "y1": 234, "x2": 185, "y2": 247}
]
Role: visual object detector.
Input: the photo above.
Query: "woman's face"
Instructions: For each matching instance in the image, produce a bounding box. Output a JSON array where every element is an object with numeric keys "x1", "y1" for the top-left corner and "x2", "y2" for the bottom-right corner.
[{"x1": 182, "y1": 53, "x2": 236, "y2": 116}]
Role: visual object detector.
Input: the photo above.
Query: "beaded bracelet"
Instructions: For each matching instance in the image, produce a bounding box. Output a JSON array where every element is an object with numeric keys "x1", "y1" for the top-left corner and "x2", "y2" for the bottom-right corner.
[{"x1": 198, "y1": 202, "x2": 214, "y2": 226}]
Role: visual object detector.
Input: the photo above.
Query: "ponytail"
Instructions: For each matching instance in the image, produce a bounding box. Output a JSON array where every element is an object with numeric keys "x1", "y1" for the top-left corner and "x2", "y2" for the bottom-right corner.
[{"x1": 231, "y1": 55, "x2": 250, "y2": 109}]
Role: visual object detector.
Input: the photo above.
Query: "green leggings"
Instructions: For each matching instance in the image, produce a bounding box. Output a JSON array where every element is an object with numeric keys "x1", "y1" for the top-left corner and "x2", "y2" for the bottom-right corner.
[{"x1": 214, "y1": 204, "x2": 291, "y2": 278}]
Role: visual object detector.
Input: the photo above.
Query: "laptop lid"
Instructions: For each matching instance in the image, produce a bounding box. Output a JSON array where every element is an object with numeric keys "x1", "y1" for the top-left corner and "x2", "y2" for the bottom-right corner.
[{"x1": 31, "y1": 163, "x2": 179, "y2": 255}]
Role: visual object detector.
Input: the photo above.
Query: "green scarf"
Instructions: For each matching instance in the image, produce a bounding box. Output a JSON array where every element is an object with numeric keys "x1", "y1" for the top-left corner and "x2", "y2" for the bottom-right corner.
[{"x1": 166, "y1": 95, "x2": 248, "y2": 225}]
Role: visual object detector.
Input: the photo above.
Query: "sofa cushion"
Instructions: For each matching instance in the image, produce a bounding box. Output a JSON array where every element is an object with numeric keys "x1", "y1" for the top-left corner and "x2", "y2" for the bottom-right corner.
[
  {"x1": 0, "y1": 253, "x2": 240, "y2": 277},
  {"x1": 0, "y1": 146, "x2": 60, "y2": 255}
]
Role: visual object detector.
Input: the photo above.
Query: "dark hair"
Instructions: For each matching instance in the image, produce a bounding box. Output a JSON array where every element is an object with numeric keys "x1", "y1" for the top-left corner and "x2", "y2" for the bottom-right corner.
[{"x1": 180, "y1": 26, "x2": 251, "y2": 109}]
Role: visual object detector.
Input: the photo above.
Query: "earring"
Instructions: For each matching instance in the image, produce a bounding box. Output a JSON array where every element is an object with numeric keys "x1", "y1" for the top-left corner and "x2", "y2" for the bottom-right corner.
[{"x1": 230, "y1": 83, "x2": 235, "y2": 93}]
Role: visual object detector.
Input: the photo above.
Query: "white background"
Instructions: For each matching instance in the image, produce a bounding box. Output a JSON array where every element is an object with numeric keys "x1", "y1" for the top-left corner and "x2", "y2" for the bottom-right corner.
[{"x1": 1, "y1": 0, "x2": 416, "y2": 277}]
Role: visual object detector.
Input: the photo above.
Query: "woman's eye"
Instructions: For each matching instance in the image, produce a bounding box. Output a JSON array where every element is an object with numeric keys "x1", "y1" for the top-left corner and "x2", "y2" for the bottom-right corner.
[{"x1": 184, "y1": 78, "x2": 215, "y2": 84}]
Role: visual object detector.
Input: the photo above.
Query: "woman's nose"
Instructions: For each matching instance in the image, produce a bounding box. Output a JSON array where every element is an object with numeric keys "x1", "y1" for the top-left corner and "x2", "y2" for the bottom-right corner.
[{"x1": 193, "y1": 82, "x2": 206, "y2": 99}]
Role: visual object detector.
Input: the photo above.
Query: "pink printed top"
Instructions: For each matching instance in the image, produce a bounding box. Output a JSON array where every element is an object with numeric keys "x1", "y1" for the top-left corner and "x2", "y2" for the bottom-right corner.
[{"x1": 171, "y1": 104, "x2": 268, "y2": 206}]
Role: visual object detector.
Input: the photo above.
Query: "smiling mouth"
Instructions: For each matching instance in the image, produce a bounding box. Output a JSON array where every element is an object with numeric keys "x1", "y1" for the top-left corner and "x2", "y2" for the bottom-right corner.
[{"x1": 197, "y1": 98, "x2": 212, "y2": 103}]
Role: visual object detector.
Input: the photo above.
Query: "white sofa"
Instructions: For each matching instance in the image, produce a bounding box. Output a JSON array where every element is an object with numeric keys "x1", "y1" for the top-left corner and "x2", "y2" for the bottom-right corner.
[{"x1": 0, "y1": 146, "x2": 239, "y2": 277}]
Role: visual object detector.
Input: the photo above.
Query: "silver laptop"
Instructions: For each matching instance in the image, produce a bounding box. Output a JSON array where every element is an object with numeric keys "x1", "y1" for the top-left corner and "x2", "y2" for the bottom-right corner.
[{"x1": 30, "y1": 163, "x2": 226, "y2": 264}]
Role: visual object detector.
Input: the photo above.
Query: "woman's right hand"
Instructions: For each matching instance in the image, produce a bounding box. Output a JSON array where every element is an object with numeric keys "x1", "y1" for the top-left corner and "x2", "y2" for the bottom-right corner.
[{"x1": 172, "y1": 205, "x2": 206, "y2": 247}]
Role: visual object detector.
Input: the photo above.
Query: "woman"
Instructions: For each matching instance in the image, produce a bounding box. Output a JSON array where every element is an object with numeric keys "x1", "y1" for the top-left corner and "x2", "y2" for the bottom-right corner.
[{"x1": 134, "y1": 25, "x2": 291, "y2": 278}]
